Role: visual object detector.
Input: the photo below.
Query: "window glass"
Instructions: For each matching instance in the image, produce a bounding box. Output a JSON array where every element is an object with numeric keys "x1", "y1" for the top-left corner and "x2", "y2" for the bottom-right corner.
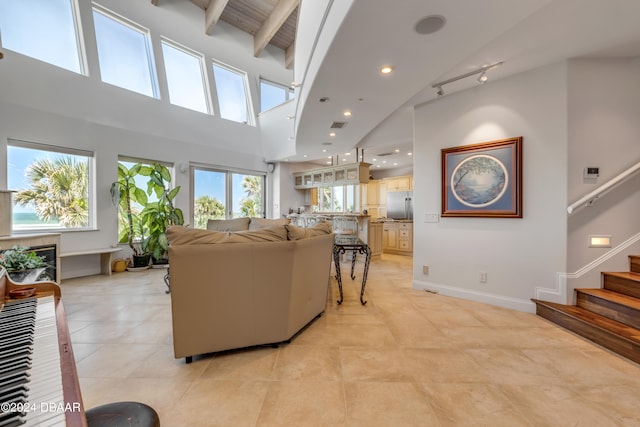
[
  {"x1": 8, "y1": 141, "x2": 92, "y2": 231},
  {"x1": 231, "y1": 173, "x2": 263, "y2": 218},
  {"x1": 93, "y1": 5, "x2": 158, "y2": 97},
  {"x1": 0, "y1": 0, "x2": 84, "y2": 73},
  {"x1": 114, "y1": 158, "x2": 174, "y2": 243},
  {"x1": 192, "y1": 169, "x2": 227, "y2": 228},
  {"x1": 161, "y1": 39, "x2": 209, "y2": 113},
  {"x1": 191, "y1": 167, "x2": 265, "y2": 226},
  {"x1": 213, "y1": 63, "x2": 252, "y2": 124},
  {"x1": 260, "y1": 80, "x2": 287, "y2": 112}
]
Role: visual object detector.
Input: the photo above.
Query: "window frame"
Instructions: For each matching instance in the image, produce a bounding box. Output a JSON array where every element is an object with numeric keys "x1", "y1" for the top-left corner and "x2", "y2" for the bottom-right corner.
[
  {"x1": 259, "y1": 78, "x2": 295, "y2": 112},
  {"x1": 92, "y1": 3, "x2": 160, "y2": 98},
  {"x1": 7, "y1": 139, "x2": 96, "y2": 233},
  {"x1": 212, "y1": 60, "x2": 255, "y2": 125},
  {"x1": 160, "y1": 37, "x2": 212, "y2": 114},
  {"x1": 190, "y1": 163, "x2": 266, "y2": 228},
  {"x1": 0, "y1": 0, "x2": 87, "y2": 74}
]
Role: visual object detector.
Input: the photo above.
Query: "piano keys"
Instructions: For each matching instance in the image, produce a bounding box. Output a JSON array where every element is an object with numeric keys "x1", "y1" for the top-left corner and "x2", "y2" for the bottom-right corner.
[{"x1": 0, "y1": 268, "x2": 87, "y2": 426}]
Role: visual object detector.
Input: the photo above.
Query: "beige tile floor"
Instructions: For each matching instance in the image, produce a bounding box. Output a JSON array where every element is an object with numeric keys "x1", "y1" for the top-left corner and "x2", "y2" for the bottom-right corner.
[{"x1": 60, "y1": 254, "x2": 640, "y2": 426}]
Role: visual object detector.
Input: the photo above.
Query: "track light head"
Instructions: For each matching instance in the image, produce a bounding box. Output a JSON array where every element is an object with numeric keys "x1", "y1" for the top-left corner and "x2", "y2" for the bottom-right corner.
[
  {"x1": 477, "y1": 71, "x2": 488, "y2": 84},
  {"x1": 436, "y1": 86, "x2": 444, "y2": 96}
]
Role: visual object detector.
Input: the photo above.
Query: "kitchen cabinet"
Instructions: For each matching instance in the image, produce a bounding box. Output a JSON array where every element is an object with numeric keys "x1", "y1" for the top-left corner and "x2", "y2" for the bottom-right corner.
[
  {"x1": 304, "y1": 188, "x2": 318, "y2": 206},
  {"x1": 382, "y1": 222, "x2": 413, "y2": 255},
  {"x1": 368, "y1": 221, "x2": 383, "y2": 257},
  {"x1": 383, "y1": 175, "x2": 413, "y2": 192},
  {"x1": 363, "y1": 180, "x2": 385, "y2": 218},
  {"x1": 293, "y1": 162, "x2": 370, "y2": 189}
]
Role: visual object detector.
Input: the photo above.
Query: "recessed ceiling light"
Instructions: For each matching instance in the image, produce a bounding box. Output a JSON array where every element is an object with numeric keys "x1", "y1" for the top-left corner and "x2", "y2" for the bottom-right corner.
[
  {"x1": 376, "y1": 165, "x2": 381, "y2": 168},
  {"x1": 326, "y1": 161, "x2": 332, "y2": 164},
  {"x1": 372, "y1": 158, "x2": 377, "y2": 162},
  {"x1": 394, "y1": 149, "x2": 400, "y2": 153},
  {"x1": 329, "y1": 132, "x2": 336, "y2": 137},
  {"x1": 380, "y1": 65, "x2": 393, "y2": 75},
  {"x1": 408, "y1": 152, "x2": 413, "y2": 156},
  {"x1": 382, "y1": 160, "x2": 387, "y2": 164},
  {"x1": 393, "y1": 163, "x2": 398, "y2": 166},
  {"x1": 303, "y1": 154, "x2": 308, "y2": 158},
  {"x1": 342, "y1": 158, "x2": 346, "y2": 162},
  {"x1": 345, "y1": 152, "x2": 351, "y2": 156},
  {"x1": 327, "y1": 156, "x2": 332, "y2": 158},
  {"x1": 322, "y1": 149, "x2": 327, "y2": 153},
  {"x1": 343, "y1": 111, "x2": 352, "y2": 117}
]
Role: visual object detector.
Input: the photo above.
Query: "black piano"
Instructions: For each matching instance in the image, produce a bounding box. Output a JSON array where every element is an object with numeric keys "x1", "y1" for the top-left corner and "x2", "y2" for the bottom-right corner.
[{"x1": 0, "y1": 267, "x2": 87, "y2": 426}]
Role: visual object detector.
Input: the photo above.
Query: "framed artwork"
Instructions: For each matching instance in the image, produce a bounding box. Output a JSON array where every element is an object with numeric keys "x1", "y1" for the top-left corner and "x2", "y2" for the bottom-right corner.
[{"x1": 441, "y1": 137, "x2": 522, "y2": 218}]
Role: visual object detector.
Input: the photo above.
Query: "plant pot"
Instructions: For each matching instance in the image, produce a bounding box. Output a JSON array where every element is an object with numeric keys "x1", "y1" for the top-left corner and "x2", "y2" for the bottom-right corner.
[
  {"x1": 112, "y1": 259, "x2": 127, "y2": 273},
  {"x1": 131, "y1": 254, "x2": 151, "y2": 268},
  {"x1": 152, "y1": 257, "x2": 169, "y2": 267},
  {"x1": 8, "y1": 267, "x2": 47, "y2": 283}
]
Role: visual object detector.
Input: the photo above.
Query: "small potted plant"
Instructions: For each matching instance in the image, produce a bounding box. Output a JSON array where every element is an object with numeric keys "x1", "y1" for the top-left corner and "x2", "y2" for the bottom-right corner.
[{"x1": 0, "y1": 245, "x2": 52, "y2": 282}]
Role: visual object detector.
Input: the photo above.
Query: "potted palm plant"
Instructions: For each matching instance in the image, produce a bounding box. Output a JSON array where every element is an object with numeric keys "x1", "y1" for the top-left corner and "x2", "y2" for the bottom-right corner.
[
  {"x1": 139, "y1": 163, "x2": 184, "y2": 266},
  {"x1": 110, "y1": 163, "x2": 151, "y2": 269},
  {"x1": 0, "y1": 245, "x2": 52, "y2": 282}
]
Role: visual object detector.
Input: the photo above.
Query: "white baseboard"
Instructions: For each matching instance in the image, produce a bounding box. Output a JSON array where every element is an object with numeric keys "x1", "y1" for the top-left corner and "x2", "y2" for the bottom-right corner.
[{"x1": 412, "y1": 279, "x2": 536, "y2": 313}]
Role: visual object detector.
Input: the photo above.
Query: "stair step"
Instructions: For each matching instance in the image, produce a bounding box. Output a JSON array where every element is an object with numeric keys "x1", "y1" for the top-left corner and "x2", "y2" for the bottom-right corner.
[
  {"x1": 532, "y1": 299, "x2": 640, "y2": 365},
  {"x1": 631, "y1": 255, "x2": 640, "y2": 274},
  {"x1": 576, "y1": 288, "x2": 640, "y2": 329},
  {"x1": 602, "y1": 272, "x2": 640, "y2": 299}
]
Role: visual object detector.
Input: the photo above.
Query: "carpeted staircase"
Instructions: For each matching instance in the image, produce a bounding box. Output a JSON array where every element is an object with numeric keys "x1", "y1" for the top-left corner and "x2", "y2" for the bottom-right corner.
[{"x1": 532, "y1": 255, "x2": 640, "y2": 364}]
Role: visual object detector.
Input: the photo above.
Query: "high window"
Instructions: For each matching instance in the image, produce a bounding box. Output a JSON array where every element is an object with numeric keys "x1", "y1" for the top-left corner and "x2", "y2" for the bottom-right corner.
[
  {"x1": 161, "y1": 39, "x2": 210, "y2": 114},
  {"x1": 93, "y1": 4, "x2": 159, "y2": 98},
  {"x1": 260, "y1": 79, "x2": 294, "y2": 112},
  {"x1": 192, "y1": 165, "x2": 264, "y2": 228},
  {"x1": 0, "y1": 0, "x2": 85, "y2": 74},
  {"x1": 212, "y1": 62, "x2": 253, "y2": 124},
  {"x1": 7, "y1": 140, "x2": 93, "y2": 231}
]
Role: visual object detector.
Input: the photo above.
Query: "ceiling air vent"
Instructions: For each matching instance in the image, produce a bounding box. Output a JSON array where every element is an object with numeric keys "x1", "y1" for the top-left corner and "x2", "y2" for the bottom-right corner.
[
  {"x1": 330, "y1": 121, "x2": 347, "y2": 129},
  {"x1": 376, "y1": 152, "x2": 394, "y2": 157}
]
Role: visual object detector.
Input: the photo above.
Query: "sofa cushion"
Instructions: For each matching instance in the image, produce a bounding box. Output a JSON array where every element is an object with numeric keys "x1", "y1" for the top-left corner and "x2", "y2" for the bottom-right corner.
[
  {"x1": 224, "y1": 226, "x2": 287, "y2": 242},
  {"x1": 285, "y1": 221, "x2": 333, "y2": 240},
  {"x1": 167, "y1": 226, "x2": 228, "y2": 245},
  {"x1": 167, "y1": 225, "x2": 287, "y2": 245},
  {"x1": 249, "y1": 217, "x2": 290, "y2": 230},
  {"x1": 207, "y1": 217, "x2": 250, "y2": 231}
]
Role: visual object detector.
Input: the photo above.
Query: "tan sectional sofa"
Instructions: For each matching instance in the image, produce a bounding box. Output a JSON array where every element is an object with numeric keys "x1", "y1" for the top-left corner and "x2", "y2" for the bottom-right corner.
[{"x1": 166, "y1": 218, "x2": 334, "y2": 363}]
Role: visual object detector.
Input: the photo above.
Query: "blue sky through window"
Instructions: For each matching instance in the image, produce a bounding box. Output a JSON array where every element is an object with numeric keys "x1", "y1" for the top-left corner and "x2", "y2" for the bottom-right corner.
[
  {"x1": 0, "y1": 0, "x2": 83, "y2": 73},
  {"x1": 162, "y1": 40, "x2": 209, "y2": 113},
  {"x1": 213, "y1": 64, "x2": 250, "y2": 123},
  {"x1": 93, "y1": 7, "x2": 157, "y2": 98}
]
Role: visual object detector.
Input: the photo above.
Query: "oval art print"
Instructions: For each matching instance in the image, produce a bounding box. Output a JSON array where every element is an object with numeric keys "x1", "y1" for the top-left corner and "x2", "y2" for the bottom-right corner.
[{"x1": 450, "y1": 154, "x2": 508, "y2": 208}]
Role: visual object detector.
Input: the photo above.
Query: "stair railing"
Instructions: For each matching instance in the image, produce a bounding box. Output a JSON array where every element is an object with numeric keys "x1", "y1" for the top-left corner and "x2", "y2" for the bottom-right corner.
[{"x1": 567, "y1": 160, "x2": 640, "y2": 214}]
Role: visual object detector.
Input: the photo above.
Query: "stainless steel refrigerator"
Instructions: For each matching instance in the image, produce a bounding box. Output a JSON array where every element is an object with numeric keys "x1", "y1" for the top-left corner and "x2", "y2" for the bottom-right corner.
[{"x1": 386, "y1": 191, "x2": 413, "y2": 220}]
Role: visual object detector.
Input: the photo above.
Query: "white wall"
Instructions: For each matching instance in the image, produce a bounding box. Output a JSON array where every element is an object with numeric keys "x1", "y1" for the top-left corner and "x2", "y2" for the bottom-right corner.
[
  {"x1": 412, "y1": 62, "x2": 569, "y2": 312},
  {"x1": 0, "y1": 0, "x2": 292, "y2": 278},
  {"x1": 563, "y1": 58, "x2": 640, "y2": 296}
]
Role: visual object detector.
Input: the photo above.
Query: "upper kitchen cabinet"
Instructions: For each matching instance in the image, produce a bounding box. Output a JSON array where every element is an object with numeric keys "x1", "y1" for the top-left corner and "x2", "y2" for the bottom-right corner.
[
  {"x1": 293, "y1": 162, "x2": 370, "y2": 189},
  {"x1": 384, "y1": 175, "x2": 413, "y2": 192}
]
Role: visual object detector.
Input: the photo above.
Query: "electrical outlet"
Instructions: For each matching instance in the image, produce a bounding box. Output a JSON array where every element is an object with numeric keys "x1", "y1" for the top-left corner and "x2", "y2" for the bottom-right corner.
[
  {"x1": 422, "y1": 265, "x2": 429, "y2": 275},
  {"x1": 479, "y1": 271, "x2": 487, "y2": 283}
]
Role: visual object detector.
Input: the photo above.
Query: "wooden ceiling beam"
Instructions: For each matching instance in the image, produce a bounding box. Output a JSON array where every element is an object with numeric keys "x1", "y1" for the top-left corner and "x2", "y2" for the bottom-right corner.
[
  {"x1": 285, "y1": 42, "x2": 295, "y2": 69},
  {"x1": 253, "y1": 0, "x2": 299, "y2": 57},
  {"x1": 205, "y1": 0, "x2": 230, "y2": 35}
]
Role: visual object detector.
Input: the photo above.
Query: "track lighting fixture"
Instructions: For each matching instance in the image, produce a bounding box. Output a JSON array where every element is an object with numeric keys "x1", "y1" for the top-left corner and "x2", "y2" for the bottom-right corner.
[{"x1": 431, "y1": 61, "x2": 503, "y2": 96}]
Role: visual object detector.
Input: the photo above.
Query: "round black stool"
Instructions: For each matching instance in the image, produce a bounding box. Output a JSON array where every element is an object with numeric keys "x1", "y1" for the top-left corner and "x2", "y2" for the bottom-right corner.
[{"x1": 86, "y1": 401, "x2": 160, "y2": 427}]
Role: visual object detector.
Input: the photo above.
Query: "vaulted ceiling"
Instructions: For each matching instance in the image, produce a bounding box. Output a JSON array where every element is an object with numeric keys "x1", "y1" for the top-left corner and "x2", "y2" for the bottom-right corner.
[{"x1": 151, "y1": 0, "x2": 298, "y2": 68}]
